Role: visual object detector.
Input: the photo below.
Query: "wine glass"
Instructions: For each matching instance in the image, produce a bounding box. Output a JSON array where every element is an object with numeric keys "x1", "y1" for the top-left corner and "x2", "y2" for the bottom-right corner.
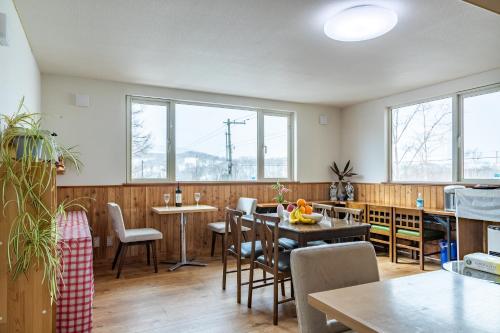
[
  {"x1": 194, "y1": 192, "x2": 201, "y2": 206},
  {"x1": 163, "y1": 193, "x2": 170, "y2": 207}
]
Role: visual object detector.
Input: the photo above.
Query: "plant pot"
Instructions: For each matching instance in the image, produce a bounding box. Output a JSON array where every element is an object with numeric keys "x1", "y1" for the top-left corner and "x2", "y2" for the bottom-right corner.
[
  {"x1": 9, "y1": 131, "x2": 58, "y2": 161},
  {"x1": 337, "y1": 181, "x2": 347, "y2": 201}
]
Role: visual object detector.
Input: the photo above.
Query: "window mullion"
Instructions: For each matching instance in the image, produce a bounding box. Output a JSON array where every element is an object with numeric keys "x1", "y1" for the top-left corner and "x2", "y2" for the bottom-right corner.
[
  {"x1": 257, "y1": 110, "x2": 264, "y2": 180},
  {"x1": 168, "y1": 101, "x2": 176, "y2": 182}
]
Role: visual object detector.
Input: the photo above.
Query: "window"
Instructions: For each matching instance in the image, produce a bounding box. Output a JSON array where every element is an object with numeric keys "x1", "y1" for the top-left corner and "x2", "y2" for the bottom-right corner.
[
  {"x1": 462, "y1": 88, "x2": 500, "y2": 180},
  {"x1": 390, "y1": 97, "x2": 453, "y2": 182},
  {"x1": 175, "y1": 103, "x2": 258, "y2": 181},
  {"x1": 389, "y1": 83, "x2": 500, "y2": 183},
  {"x1": 127, "y1": 96, "x2": 293, "y2": 182},
  {"x1": 129, "y1": 98, "x2": 169, "y2": 181},
  {"x1": 263, "y1": 114, "x2": 290, "y2": 179}
]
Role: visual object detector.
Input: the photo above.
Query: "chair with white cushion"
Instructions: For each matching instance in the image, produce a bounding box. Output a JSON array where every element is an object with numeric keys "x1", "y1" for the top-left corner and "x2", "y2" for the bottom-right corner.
[
  {"x1": 108, "y1": 202, "x2": 163, "y2": 278},
  {"x1": 208, "y1": 197, "x2": 257, "y2": 261},
  {"x1": 291, "y1": 242, "x2": 380, "y2": 333}
]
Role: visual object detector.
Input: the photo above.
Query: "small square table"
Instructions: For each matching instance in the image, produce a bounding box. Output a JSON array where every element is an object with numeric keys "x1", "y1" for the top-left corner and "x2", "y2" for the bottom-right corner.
[{"x1": 152, "y1": 205, "x2": 217, "y2": 271}]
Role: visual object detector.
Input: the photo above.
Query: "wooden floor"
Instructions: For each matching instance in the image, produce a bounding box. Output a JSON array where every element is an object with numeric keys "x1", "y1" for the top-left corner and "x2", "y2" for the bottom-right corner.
[{"x1": 93, "y1": 254, "x2": 439, "y2": 333}]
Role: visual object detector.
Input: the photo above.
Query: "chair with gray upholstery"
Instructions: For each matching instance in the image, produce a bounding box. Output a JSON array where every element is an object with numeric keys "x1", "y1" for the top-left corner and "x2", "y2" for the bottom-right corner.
[
  {"x1": 290, "y1": 242, "x2": 380, "y2": 333},
  {"x1": 208, "y1": 197, "x2": 257, "y2": 260},
  {"x1": 108, "y1": 202, "x2": 163, "y2": 278}
]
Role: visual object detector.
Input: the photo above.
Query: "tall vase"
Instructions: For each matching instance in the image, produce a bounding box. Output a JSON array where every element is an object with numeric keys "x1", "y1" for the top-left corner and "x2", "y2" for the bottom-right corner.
[
  {"x1": 346, "y1": 181, "x2": 355, "y2": 201},
  {"x1": 277, "y1": 203, "x2": 285, "y2": 218},
  {"x1": 330, "y1": 183, "x2": 337, "y2": 201}
]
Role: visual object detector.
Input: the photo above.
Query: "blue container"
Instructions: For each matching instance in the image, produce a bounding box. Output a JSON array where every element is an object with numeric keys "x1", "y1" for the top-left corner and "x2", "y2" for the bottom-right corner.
[{"x1": 439, "y1": 240, "x2": 457, "y2": 266}]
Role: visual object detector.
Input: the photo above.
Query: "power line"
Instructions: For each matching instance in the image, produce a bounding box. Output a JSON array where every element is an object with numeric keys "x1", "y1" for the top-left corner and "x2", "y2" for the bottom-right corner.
[{"x1": 224, "y1": 118, "x2": 247, "y2": 176}]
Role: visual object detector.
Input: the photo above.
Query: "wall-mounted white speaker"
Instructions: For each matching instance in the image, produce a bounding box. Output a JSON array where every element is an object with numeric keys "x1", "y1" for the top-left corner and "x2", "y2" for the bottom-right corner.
[
  {"x1": 319, "y1": 114, "x2": 328, "y2": 125},
  {"x1": 0, "y1": 13, "x2": 7, "y2": 46},
  {"x1": 75, "y1": 94, "x2": 90, "y2": 108}
]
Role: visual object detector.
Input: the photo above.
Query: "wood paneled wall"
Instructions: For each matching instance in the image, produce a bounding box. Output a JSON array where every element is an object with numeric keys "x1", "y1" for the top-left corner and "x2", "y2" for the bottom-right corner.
[
  {"x1": 57, "y1": 182, "x2": 446, "y2": 262},
  {"x1": 57, "y1": 182, "x2": 331, "y2": 262},
  {"x1": 353, "y1": 183, "x2": 445, "y2": 210}
]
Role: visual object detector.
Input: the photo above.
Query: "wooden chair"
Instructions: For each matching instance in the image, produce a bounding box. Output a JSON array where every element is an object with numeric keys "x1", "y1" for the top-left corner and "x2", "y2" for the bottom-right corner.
[
  {"x1": 222, "y1": 207, "x2": 263, "y2": 304},
  {"x1": 107, "y1": 202, "x2": 162, "y2": 278},
  {"x1": 312, "y1": 203, "x2": 335, "y2": 217},
  {"x1": 333, "y1": 206, "x2": 364, "y2": 222},
  {"x1": 208, "y1": 197, "x2": 256, "y2": 261},
  {"x1": 248, "y1": 213, "x2": 294, "y2": 325},
  {"x1": 367, "y1": 205, "x2": 393, "y2": 262},
  {"x1": 393, "y1": 208, "x2": 444, "y2": 270}
]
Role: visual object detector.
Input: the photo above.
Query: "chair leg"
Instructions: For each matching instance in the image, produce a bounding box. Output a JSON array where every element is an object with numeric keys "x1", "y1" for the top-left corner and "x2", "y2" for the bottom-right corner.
[
  {"x1": 419, "y1": 241, "x2": 425, "y2": 271},
  {"x1": 151, "y1": 241, "x2": 158, "y2": 273},
  {"x1": 146, "y1": 242, "x2": 151, "y2": 266},
  {"x1": 393, "y1": 238, "x2": 398, "y2": 264},
  {"x1": 273, "y1": 274, "x2": 279, "y2": 325},
  {"x1": 247, "y1": 261, "x2": 255, "y2": 308},
  {"x1": 281, "y1": 279, "x2": 286, "y2": 297},
  {"x1": 220, "y1": 234, "x2": 225, "y2": 263},
  {"x1": 222, "y1": 250, "x2": 228, "y2": 290},
  {"x1": 237, "y1": 256, "x2": 242, "y2": 304},
  {"x1": 112, "y1": 241, "x2": 123, "y2": 270},
  {"x1": 116, "y1": 243, "x2": 129, "y2": 279},
  {"x1": 210, "y1": 231, "x2": 216, "y2": 257},
  {"x1": 291, "y1": 279, "x2": 294, "y2": 299}
]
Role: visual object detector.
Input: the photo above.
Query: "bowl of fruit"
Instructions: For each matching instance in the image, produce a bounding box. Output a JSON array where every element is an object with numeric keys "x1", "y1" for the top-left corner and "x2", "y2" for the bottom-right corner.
[{"x1": 287, "y1": 199, "x2": 322, "y2": 224}]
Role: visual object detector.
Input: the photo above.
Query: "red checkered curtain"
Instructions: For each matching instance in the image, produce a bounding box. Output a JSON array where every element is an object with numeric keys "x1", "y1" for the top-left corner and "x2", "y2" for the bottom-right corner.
[{"x1": 57, "y1": 211, "x2": 94, "y2": 333}]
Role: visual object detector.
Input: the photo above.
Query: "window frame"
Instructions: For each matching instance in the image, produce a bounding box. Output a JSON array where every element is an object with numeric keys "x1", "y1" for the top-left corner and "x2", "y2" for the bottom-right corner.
[
  {"x1": 387, "y1": 83, "x2": 500, "y2": 184},
  {"x1": 458, "y1": 84, "x2": 500, "y2": 184},
  {"x1": 126, "y1": 95, "x2": 173, "y2": 184},
  {"x1": 126, "y1": 95, "x2": 295, "y2": 183},
  {"x1": 258, "y1": 110, "x2": 295, "y2": 181}
]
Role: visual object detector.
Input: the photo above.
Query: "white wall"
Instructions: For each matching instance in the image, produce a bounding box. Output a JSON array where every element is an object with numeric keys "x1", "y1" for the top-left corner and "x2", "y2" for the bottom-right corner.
[
  {"x1": 340, "y1": 68, "x2": 500, "y2": 183},
  {"x1": 0, "y1": 0, "x2": 40, "y2": 115},
  {"x1": 42, "y1": 74, "x2": 341, "y2": 186}
]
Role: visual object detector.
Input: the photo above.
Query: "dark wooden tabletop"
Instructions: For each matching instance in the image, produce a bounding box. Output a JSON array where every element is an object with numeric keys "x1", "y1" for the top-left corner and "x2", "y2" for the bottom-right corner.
[{"x1": 242, "y1": 214, "x2": 370, "y2": 247}]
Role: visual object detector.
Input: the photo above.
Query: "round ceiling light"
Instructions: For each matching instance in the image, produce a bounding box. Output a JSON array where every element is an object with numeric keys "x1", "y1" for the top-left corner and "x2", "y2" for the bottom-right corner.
[{"x1": 324, "y1": 5, "x2": 398, "y2": 42}]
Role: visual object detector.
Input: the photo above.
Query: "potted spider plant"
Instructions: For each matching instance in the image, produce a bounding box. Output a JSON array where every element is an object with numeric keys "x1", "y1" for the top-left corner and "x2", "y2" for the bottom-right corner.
[
  {"x1": 330, "y1": 160, "x2": 357, "y2": 201},
  {"x1": 0, "y1": 97, "x2": 82, "y2": 303}
]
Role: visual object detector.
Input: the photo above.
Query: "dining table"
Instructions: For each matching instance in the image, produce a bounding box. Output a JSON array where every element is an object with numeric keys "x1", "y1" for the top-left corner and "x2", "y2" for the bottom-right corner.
[
  {"x1": 308, "y1": 269, "x2": 500, "y2": 333},
  {"x1": 241, "y1": 214, "x2": 371, "y2": 246},
  {"x1": 151, "y1": 205, "x2": 217, "y2": 271}
]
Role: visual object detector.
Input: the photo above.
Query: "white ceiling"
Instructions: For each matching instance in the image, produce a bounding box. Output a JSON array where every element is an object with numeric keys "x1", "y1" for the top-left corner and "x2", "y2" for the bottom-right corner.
[{"x1": 14, "y1": 0, "x2": 500, "y2": 107}]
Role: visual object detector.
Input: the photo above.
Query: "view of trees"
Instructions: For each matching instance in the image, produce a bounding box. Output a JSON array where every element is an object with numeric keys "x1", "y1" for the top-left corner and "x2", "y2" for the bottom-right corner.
[{"x1": 391, "y1": 98, "x2": 453, "y2": 182}]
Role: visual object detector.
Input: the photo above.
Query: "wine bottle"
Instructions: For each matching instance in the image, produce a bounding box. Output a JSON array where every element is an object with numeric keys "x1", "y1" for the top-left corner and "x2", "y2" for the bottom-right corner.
[{"x1": 175, "y1": 182, "x2": 183, "y2": 207}]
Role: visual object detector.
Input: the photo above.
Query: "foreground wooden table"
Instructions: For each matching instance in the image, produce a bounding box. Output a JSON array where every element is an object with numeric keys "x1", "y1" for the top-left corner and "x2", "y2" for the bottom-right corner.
[
  {"x1": 242, "y1": 214, "x2": 370, "y2": 246},
  {"x1": 152, "y1": 205, "x2": 217, "y2": 271},
  {"x1": 309, "y1": 270, "x2": 500, "y2": 333}
]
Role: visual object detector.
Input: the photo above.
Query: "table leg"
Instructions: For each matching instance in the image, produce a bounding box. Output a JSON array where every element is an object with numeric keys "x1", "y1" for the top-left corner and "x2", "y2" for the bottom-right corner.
[
  {"x1": 446, "y1": 217, "x2": 452, "y2": 261},
  {"x1": 169, "y1": 212, "x2": 207, "y2": 271}
]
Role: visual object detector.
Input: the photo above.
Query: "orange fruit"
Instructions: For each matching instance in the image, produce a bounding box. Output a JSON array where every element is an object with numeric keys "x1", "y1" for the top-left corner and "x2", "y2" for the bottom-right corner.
[
  {"x1": 299, "y1": 206, "x2": 306, "y2": 213},
  {"x1": 296, "y1": 198, "x2": 306, "y2": 207},
  {"x1": 304, "y1": 205, "x2": 313, "y2": 214}
]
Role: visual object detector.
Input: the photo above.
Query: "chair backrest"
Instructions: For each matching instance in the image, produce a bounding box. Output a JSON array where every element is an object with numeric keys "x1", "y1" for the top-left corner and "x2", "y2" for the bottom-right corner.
[
  {"x1": 107, "y1": 202, "x2": 127, "y2": 242},
  {"x1": 394, "y1": 208, "x2": 423, "y2": 234},
  {"x1": 334, "y1": 207, "x2": 364, "y2": 222},
  {"x1": 290, "y1": 242, "x2": 379, "y2": 333},
  {"x1": 312, "y1": 203, "x2": 334, "y2": 217},
  {"x1": 253, "y1": 213, "x2": 281, "y2": 274},
  {"x1": 225, "y1": 207, "x2": 245, "y2": 255},
  {"x1": 236, "y1": 197, "x2": 257, "y2": 215}
]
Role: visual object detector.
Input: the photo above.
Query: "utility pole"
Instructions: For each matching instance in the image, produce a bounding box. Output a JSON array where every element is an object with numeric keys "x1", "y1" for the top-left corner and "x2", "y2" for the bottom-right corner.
[{"x1": 224, "y1": 118, "x2": 246, "y2": 177}]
